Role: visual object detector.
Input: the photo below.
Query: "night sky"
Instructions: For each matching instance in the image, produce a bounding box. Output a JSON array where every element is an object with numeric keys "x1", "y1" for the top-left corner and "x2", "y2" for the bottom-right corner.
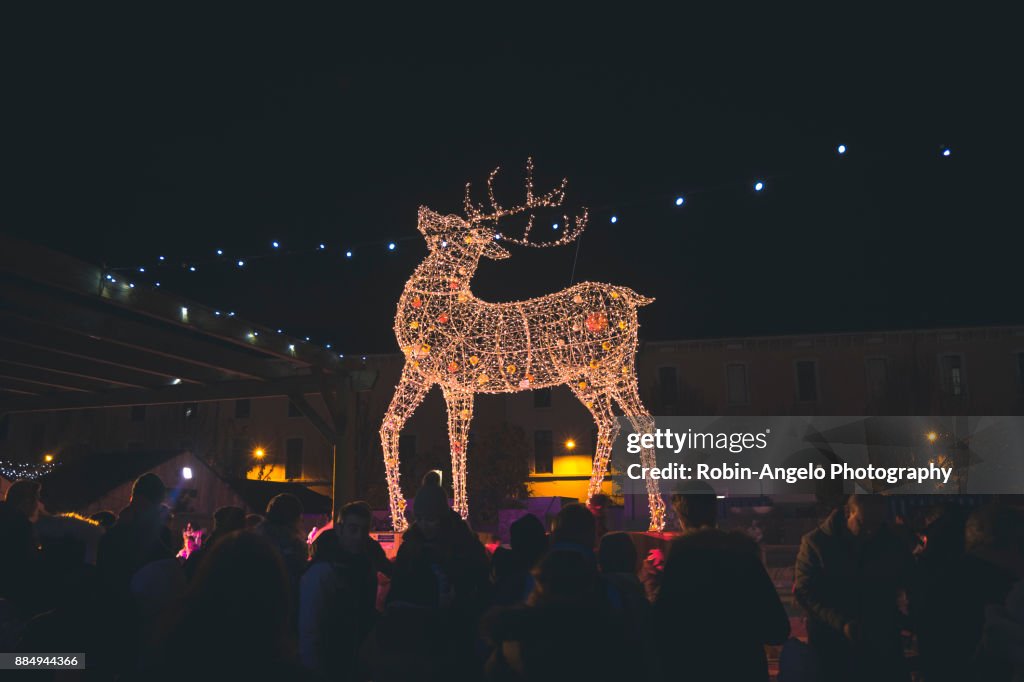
[{"x1": 4, "y1": 13, "x2": 1020, "y2": 355}]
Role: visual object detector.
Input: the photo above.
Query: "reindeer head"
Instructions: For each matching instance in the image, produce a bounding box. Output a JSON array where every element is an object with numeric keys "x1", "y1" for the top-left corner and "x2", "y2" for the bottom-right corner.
[
  {"x1": 417, "y1": 207, "x2": 511, "y2": 260},
  {"x1": 417, "y1": 158, "x2": 588, "y2": 263}
]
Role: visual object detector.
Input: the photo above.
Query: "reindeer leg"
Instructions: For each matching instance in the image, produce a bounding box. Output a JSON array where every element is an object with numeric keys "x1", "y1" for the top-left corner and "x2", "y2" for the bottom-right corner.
[
  {"x1": 442, "y1": 388, "x2": 474, "y2": 521},
  {"x1": 612, "y1": 379, "x2": 667, "y2": 532},
  {"x1": 568, "y1": 385, "x2": 619, "y2": 504},
  {"x1": 380, "y1": 369, "x2": 431, "y2": 532}
]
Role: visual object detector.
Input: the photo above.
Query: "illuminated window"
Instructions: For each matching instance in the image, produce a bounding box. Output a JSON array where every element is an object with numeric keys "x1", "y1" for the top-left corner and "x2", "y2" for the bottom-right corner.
[{"x1": 534, "y1": 430, "x2": 553, "y2": 474}]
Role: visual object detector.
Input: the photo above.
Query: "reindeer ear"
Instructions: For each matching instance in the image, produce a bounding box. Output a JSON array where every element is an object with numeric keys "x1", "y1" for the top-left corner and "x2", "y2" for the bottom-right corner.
[{"x1": 418, "y1": 206, "x2": 468, "y2": 237}]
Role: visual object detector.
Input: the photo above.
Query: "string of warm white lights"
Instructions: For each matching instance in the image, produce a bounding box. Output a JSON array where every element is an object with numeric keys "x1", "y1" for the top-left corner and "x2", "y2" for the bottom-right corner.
[
  {"x1": 380, "y1": 159, "x2": 666, "y2": 532},
  {"x1": 0, "y1": 460, "x2": 57, "y2": 481}
]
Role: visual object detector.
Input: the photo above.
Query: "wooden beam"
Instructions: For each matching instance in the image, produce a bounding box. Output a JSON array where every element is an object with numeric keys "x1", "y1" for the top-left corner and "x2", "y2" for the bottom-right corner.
[
  {"x1": 0, "y1": 283, "x2": 290, "y2": 381},
  {"x1": 0, "y1": 320, "x2": 231, "y2": 385},
  {"x1": 0, "y1": 339, "x2": 157, "y2": 388},
  {"x1": 0, "y1": 373, "x2": 327, "y2": 413},
  {"x1": 287, "y1": 393, "x2": 339, "y2": 444},
  {"x1": 0, "y1": 361, "x2": 118, "y2": 392}
]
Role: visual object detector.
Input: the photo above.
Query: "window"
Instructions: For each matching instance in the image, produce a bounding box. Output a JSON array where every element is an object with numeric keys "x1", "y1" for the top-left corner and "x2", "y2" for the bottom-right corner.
[
  {"x1": 796, "y1": 361, "x2": 818, "y2": 402},
  {"x1": 658, "y1": 366, "x2": 678, "y2": 408},
  {"x1": 235, "y1": 399, "x2": 251, "y2": 419},
  {"x1": 726, "y1": 363, "x2": 750, "y2": 404},
  {"x1": 183, "y1": 403, "x2": 198, "y2": 419},
  {"x1": 533, "y1": 430, "x2": 553, "y2": 474},
  {"x1": 131, "y1": 405, "x2": 147, "y2": 422},
  {"x1": 866, "y1": 358, "x2": 888, "y2": 397},
  {"x1": 533, "y1": 387, "x2": 552, "y2": 408},
  {"x1": 288, "y1": 400, "x2": 302, "y2": 418},
  {"x1": 399, "y1": 433, "x2": 417, "y2": 460},
  {"x1": 941, "y1": 355, "x2": 965, "y2": 396},
  {"x1": 285, "y1": 438, "x2": 303, "y2": 480}
]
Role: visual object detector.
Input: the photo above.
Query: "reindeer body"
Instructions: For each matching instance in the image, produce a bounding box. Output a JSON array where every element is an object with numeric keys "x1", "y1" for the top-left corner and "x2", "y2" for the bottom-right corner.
[{"x1": 380, "y1": 165, "x2": 666, "y2": 532}]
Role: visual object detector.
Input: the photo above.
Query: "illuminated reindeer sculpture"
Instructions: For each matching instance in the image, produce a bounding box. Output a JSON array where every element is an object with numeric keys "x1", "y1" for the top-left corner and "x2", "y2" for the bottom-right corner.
[{"x1": 380, "y1": 160, "x2": 666, "y2": 532}]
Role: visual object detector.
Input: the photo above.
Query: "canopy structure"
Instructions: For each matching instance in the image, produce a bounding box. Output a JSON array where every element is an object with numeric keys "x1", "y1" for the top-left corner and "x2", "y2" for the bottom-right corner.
[{"x1": 0, "y1": 233, "x2": 376, "y2": 514}]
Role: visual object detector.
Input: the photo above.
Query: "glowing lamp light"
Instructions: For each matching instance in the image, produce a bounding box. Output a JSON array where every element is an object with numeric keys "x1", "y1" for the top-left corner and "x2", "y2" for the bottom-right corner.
[
  {"x1": 942, "y1": 148, "x2": 951, "y2": 157},
  {"x1": 158, "y1": 256, "x2": 166, "y2": 261},
  {"x1": 138, "y1": 267, "x2": 146, "y2": 273},
  {"x1": 388, "y1": 242, "x2": 396, "y2": 251},
  {"x1": 552, "y1": 222, "x2": 560, "y2": 230},
  {"x1": 564, "y1": 439, "x2": 576, "y2": 451},
  {"x1": 675, "y1": 197, "x2": 685, "y2": 206},
  {"x1": 155, "y1": 282, "x2": 160, "y2": 287},
  {"x1": 609, "y1": 215, "x2": 618, "y2": 224},
  {"x1": 927, "y1": 431, "x2": 938, "y2": 443},
  {"x1": 304, "y1": 336, "x2": 311, "y2": 342},
  {"x1": 228, "y1": 312, "x2": 236, "y2": 317},
  {"x1": 318, "y1": 243, "x2": 326, "y2": 250},
  {"x1": 288, "y1": 344, "x2": 296, "y2": 352},
  {"x1": 272, "y1": 241, "x2": 280, "y2": 248},
  {"x1": 216, "y1": 249, "x2": 223, "y2": 256},
  {"x1": 128, "y1": 283, "x2": 135, "y2": 288},
  {"x1": 237, "y1": 260, "x2": 245, "y2": 267},
  {"x1": 837, "y1": 144, "x2": 847, "y2": 155},
  {"x1": 171, "y1": 378, "x2": 182, "y2": 385},
  {"x1": 252, "y1": 447, "x2": 266, "y2": 459},
  {"x1": 325, "y1": 343, "x2": 332, "y2": 349},
  {"x1": 716, "y1": 495, "x2": 727, "y2": 499},
  {"x1": 43, "y1": 454, "x2": 54, "y2": 463},
  {"x1": 180, "y1": 306, "x2": 189, "y2": 320},
  {"x1": 754, "y1": 181, "x2": 765, "y2": 192},
  {"x1": 188, "y1": 266, "x2": 197, "y2": 272},
  {"x1": 345, "y1": 250, "x2": 353, "y2": 258},
  {"x1": 182, "y1": 467, "x2": 193, "y2": 480}
]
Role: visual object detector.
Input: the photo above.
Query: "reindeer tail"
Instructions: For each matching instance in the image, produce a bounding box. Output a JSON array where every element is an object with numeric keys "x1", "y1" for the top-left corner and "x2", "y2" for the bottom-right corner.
[{"x1": 619, "y1": 287, "x2": 654, "y2": 307}]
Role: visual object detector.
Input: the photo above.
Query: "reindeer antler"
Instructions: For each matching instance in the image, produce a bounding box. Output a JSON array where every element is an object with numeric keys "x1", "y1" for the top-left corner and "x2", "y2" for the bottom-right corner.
[{"x1": 463, "y1": 158, "x2": 588, "y2": 248}]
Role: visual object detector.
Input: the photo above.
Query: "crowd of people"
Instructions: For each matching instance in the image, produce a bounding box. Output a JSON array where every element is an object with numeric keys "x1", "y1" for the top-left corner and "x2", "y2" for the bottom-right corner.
[{"x1": 2, "y1": 471, "x2": 1024, "y2": 681}]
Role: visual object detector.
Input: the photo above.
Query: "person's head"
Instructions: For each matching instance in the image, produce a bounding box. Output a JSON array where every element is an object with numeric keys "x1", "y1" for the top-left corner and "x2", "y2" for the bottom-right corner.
[
  {"x1": 89, "y1": 510, "x2": 117, "y2": 529},
  {"x1": 337, "y1": 500, "x2": 373, "y2": 553},
  {"x1": 245, "y1": 513, "x2": 264, "y2": 529},
  {"x1": 510, "y1": 513, "x2": 548, "y2": 569},
  {"x1": 671, "y1": 481, "x2": 718, "y2": 531},
  {"x1": 598, "y1": 532, "x2": 637, "y2": 574},
  {"x1": 588, "y1": 493, "x2": 611, "y2": 516},
  {"x1": 212, "y1": 506, "x2": 247, "y2": 534},
  {"x1": 421, "y1": 469, "x2": 443, "y2": 488},
  {"x1": 131, "y1": 473, "x2": 166, "y2": 507},
  {"x1": 264, "y1": 493, "x2": 303, "y2": 529},
  {"x1": 5, "y1": 480, "x2": 43, "y2": 521},
  {"x1": 551, "y1": 503, "x2": 596, "y2": 550},
  {"x1": 530, "y1": 549, "x2": 598, "y2": 607},
  {"x1": 965, "y1": 503, "x2": 1024, "y2": 555},
  {"x1": 413, "y1": 481, "x2": 450, "y2": 540},
  {"x1": 170, "y1": 531, "x2": 291, "y2": 656},
  {"x1": 846, "y1": 494, "x2": 889, "y2": 539}
]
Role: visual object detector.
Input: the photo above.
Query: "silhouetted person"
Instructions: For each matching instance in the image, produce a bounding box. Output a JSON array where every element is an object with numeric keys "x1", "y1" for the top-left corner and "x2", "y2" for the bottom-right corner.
[
  {"x1": 929, "y1": 503, "x2": 1024, "y2": 681},
  {"x1": 600, "y1": 531, "x2": 659, "y2": 679},
  {"x1": 183, "y1": 505, "x2": 246, "y2": 580},
  {"x1": 656, "y1": 486, "x2": 790, "y2": 682},
  {"x1": 361, "y1": 539, "x2": 452, "y2": 682},
  {"x1": 395, "y1": 478, "x2": 489, "y2": 679},
  {"x1": 491, "y1": 513, "x2": 547, "y2": 606},
  {"x1": 588, "y1": 492, "x2": 612, "y2": 540},
  {"x1": 550, "y1": 502, "x2": 596, "y2": 559},
  {"x1": 5, "y1": 479, "x2": 45, "y2": 522},
  {"x1": 136, "y1": 531, "x2": 312, "y2": 682},
  {"x1": 794, "y1": 494, "x2": 914, "y2": 682},
  {"x1": 0, "y1": 487, "x2": 38, "y2": 621},
  {"x1": 256, "y1": 493, "x2": 308, "y2": 622},
  {"x1": 484, "y1": 549, "x2": 629, "y2": 681},
  {"x1": 300, "y1": 501, "x2": 389, "y2": 681}
]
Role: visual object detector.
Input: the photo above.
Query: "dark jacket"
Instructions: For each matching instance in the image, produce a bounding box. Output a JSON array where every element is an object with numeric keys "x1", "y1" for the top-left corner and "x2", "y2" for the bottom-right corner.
[
  {"x1": 654, "y1": 528, "x2": 790, "y2": 682},
  {"x1": 794, "y1": 509, "x2": 914, "y2": 682}
]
